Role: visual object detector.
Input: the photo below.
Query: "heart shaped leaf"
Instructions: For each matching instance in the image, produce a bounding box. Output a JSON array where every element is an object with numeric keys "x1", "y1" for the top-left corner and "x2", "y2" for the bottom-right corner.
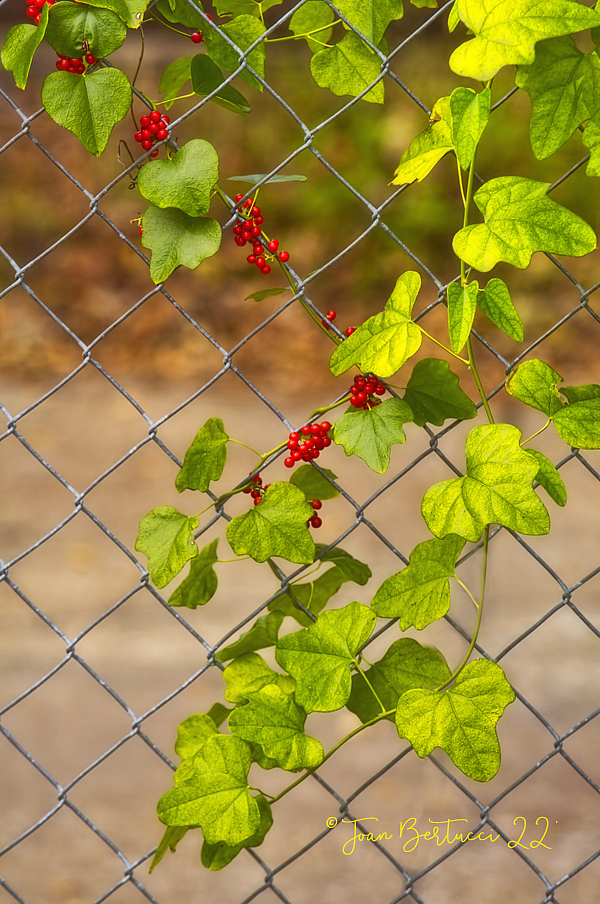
[
  {"x1": 310, "y1": 32, "x2": 384, "y2": 104},
  {"x1": 226, "y1": 482, "x2": 315, "y2": 564},
  {"x1": 175, "y1": 417, "x2": 229, "y2": 493},
  {"x1": 141, "y1": 207, "x2": 222, "y2": 283},
  {"x1": 403, "y1": 358, "x2": 477, "y2": 426},
  {"x1": 476, "y1": 278, "x2": 523, "y2": 341},
  {"x1": 45, "y1": 2, "x2": 126, "y2": 58},
  {"x1": 1, "y1": 6, "x2": 49, "y2": 89},
  {"x1": 135, "y1": 506, "x2": 199, "y2": 588},
  {"x1": 138, "y1": 139, "x2": 219, "y2": 217},
  {"x1": 201, "y1": 793, "x2": 273, "y2": 871},
  {"x1": 168, "y1": 538, "x2": 219, "y2": 608}
]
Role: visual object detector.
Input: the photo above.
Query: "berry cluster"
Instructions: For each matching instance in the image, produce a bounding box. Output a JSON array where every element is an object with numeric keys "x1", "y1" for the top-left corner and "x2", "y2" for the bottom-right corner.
[
  {"x1": 232, "y1": 194, "x2": 290, "y2": 276},
  {"x1": 26, "y1": 0, "x2": 55, "y2": 24},
  {"x1": 349, "y1": 373, "x2": 386, "y2": 409},
  {"x1": 134, "y1": 111, "x2": 171, "y2": 158},
  {"x1": 307, "y1": 499, "x2": 322, "y2": 529},
  {"x1": 55, "y1": 52, "x2": 97, "y2": 73},
  {"x1": 284, "y1": 422, "x2": 332, "y2": 469},
  {"x1": 242, "y1": 473, "x2": 271, "y2": 505}
]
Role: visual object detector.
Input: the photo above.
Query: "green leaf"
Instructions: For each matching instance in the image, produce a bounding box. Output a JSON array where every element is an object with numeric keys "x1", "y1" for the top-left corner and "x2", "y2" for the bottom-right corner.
[
  {"x1": 515, "y1": 36, "x2": 600, "y2": 159},
  {"x1": 229, "y1": 684, "x2": 324, "y2": 771},
  {"x1": 289, "y1": 465, "x2": 339, "y2": 501},
  {"x1": 84, "y1": 0, "x2": 149, "y2": 28},
  {"x1": 191, "y1": 54, "x2": 250, "y2": 115},
  {"x1": 290, "y1": 1, "x2": 334, "y2": 52},
  {"x1": 45, "y1": 2, "x2": 126, "y2": 58},
  {"x1": 217, "y1": 611, "x2": 284, "y2": 662},
  {"x1": 476, "y1": 278, "x2": 523, "y2": 341},
  {"x1": 582, "y1": 111, "x2": 600, "y2": 176},
  {"x1": 228, "y1": 173, "x2": 307, "y2": 184},
  {"x1": 175, "y1": 417, "x2": 229, "y2": 493},
  {"x1": 452, "y1": 176, "x2": 597, "y2": 271},
  {"x1": 135, "y1": 506, "x2": 199, "y2": 588},
  {"x1": 335, "y1": 0, "x2": 403, "y2": 44},
  {"x1": 422, "y1": 424, "x2": 551, "y2": 542},
  {"x1": 168, "y1": 539, "x2": 219, "y2": 608},
  {"x1": 411, "y1": 0, "x2": 437, "y2": 7},
  {"x1": 333, "y1": 398, "x2": 414, "y2": 473},
  {"x1": 174, "y1": 712, "x2": 220, "y2": 777},
  {"x1": 372, "y1": 534, "x2": 466, "y2": 629},
  {"x1": 226, "y1": 482, "x2": 315, "y2": 565},
  {"x1": 391, "y1": 96, "x2": 453, "y2": 185},
  {"x1": 395, "y1": 659, "x2": 515, "y2": 781},
  {"x1": 41, "y1": 68, "x2": 131, "y2": 156},
  {"x1": 141, "y1": 207, "x2": 222, "y2": 283},
  {"x1": 329, "y1": 272, "x2": 422, "y2": 377},
  {"x1": 450, "y1": 86, "x2": 490, "y2": 170},
  {"x1": 138, "y1": 140, "x2": 219, "y2": 217},
  {"x1": 159, "y1": 57, "x2": 192, "y2": 109},
  {"x1": 505, "y1": 359, "x2": 564, "y2": 415},
  {"x1": 150, "y1": 826, "x2": 189, "y2": 872},
  {"x1": 1, "y1": 6, "x2": 49, "y2": 90},
  {"x1": 447, "y1": 281, "x2": 478, "y2": 354},
  {"x1": 204, "y1": 15, "x2": 267, "y2": 92},
  {"x1": 222, "y1": 652, "x2": 294, "y2": 703},
  {"x1": 245, "y1": 287, "x2": 290, "y2": 302},
  {"x1": 553, "y1": 399, "x2": 600, "y2": 449},
  {"x1": 449, "y1": 0, "x2": 600, "y2": 81},
  {"x1": 560, "y1": 384, "x2": 600, "y2": 403},
  {"x1": 201, "y1": 794, "x2": 273, "y2": 870},
  {"x1": 216, "y1": 0, "x2": 281, "y2": 16},
  {"x1": 207, "y1": 703, "x2": 231, "y2": 728},
  {"x1": 525, "y1": 449, "x2": 567, "y2": 506},
  {"x1": 314, "y1": 544, "x2": 372, "y2": 584},
  {"x1": 157, "y1": 735, "x2": 261, "y2": 844},
  {"x1": 155, "y1": 0, "x2": 204, "y2": 28},
  {"x1": 448, "y1": 1, "x2": 460, "y2": 32},
  {"x1": 347, "y1": 639, "x2": 451, "y2": 724},
  {"x1": 310, "y1": 32, "x2": 384, "y2": 104},
  {"x1": 403, "y1": 358, "x2": 477, "y2": 427},
  {"x1": 275, "y1": 602, "x2": 376, "y2": 713}
]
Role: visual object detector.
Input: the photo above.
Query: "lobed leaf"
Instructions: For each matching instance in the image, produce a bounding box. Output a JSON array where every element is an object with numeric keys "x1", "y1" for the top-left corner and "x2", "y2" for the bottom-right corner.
[
  {"x1": 333, "y1": 398, "x2": 414, "y2": 473},
  {"x1": 204, "y1": 14, "x2": 267, "y2": 91},
  {"x1": 372, "y1": 534, "x2": 466, "y2": 629},
  {"x1": 138, "y1": 140, "x2": 219, "y2": 217},
  {"x1": 141, "y1": 207, "x2": 222, "y2": 283},
  {"x1": 525, "y1": 449, "x2": 567, "y2": 506},
  {"x1": 222, "y1": 652, "x2": 294, "y2": 704},
  {"x1": 226, "y1": 482, "x2": 315, "y2": 564},
  {"x1": 391, "y1": 96, "x2": 453, "y2": 186},
  {"x1": 505, "y1": 359, "x2": 564, "y2": 415},
  {"x1": 447, "y1": 281, "x2": 478, "y2": 354},
  {"x1": 335, "y1": 0, "x2": 403, "y2": 45},
  {"x1": 476, "y1": 278, "x2": 523, "y2": 341},
  {"x1": 1, "y1": 6, "x2": 49, "y2": 90},
  {"x1": 403, "y1": 358, "x2": 477, "y2": 427},
  {"x1": 135, "y1": 506, "x2": 199, "y2": 588},
  {"x1": 275, "y1": 602, "x2": 376, "y2": 712},
  {"x1": 395, "y1": 659, "x2": 515, "y2": 781},
  {"x1": 310, "y1": 32, "x2": 384, "y2": 104},
  {"x1": 201, "y1": 794, "x2": 273, "y2": 870}
]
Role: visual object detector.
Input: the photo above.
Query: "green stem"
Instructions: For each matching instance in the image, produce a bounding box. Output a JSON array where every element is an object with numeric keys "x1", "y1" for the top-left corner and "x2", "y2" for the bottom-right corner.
[
  {"x1": 419, "y1": 326, "x2": 469, "y2": 365},
  {"x1": 467, "y1": 336, "x2": 494, "y2": 424},
  {"x1": 147, "y1": 11, "x2": 189, "y2": 36},
  {"x1": 269, "y1": 708, "x2": 395, "y2": 804},
  {"x1": 521, "y1": 419, "x2": 551, "y2": 446},
  {"x1": 436, "y1": 525, "x2": 490, "y2": 691},
  {"x1": 266, "y1": 19, "x2": 342, "y2": 43},
  {"x1": 454, "y1": 575, "x2": 479, "y2": 609},
  {"x1": 229, "y1": 437, "x2": 262, "y2": 458},
  {"x1": 353, "y1": 660, "x2": 386, "y2": 714}
]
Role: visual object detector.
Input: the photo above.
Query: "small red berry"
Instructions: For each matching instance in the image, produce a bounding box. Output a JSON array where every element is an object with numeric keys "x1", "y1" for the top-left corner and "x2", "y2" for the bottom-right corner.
[
  {"x1": 323, "y1": 436, "x2": 332, "y2": 447},
  {"x1": 251, "y1": 225, "x2": 262, "y2": 238},
  {"x1": 141, "y1": 139, "x2": 153, "y2": 150},
  {"x1": 191, "y1": 31, "x2": 203, "y2": 43},
  {"x1": 150, "y1": 149, "x2": 159, "y2": 157},
  {"x1": 140, "y1": 115, "x2": 151, "y2": 128},
  {"x1": 311, "y1": 500, "x2": 322, "y2": 510},
  {"x1": 301, "y1": 425, "x2": 312, "y2": 436},
  {"x1": 247, "y1": 254, "x2": 257, "y2": 264},
  {"x1": 85, "y1": 53, "x2": 97, "y2": 64},
  {"x1": 350, "y1": 397, "x2": 363, "y2": 408},
  {"x1": 139, "y1": 225, "x2": 143, "y2": 235},
  {"x1": 157, "y1": 129, "x2": 169, "y2": 141},
  {"x1": 291, "y1": 449, "x2": 302, "y2": 461},
  {"x1": 278, "y1": 251, "x2": 290, "y2": 263},
  {"x1": 345, "y1": 326, "x2": 356, "y2": 337},
  {"x1": 284, "y1": 457, "x2": 294, "y2": 468},
  {"x1": 70, "y1": 58, "x2": 82, "y2": 66},
  {"x1": 289, "y1": 432, "x2": 300, "y2": 441},
  {"x1": 254, "y1": 215, "x2": 264, "y2": 225},
  {"x1": 150, "y1": 110, "x2": 161, "y2": 122},
  {"x1": 234, "y1": 193, "x2": 244, "y2": 203},
  {"x1": 34, "y1": 0, "x2": 46, "y2": 7},
  {"x1": 310, "y1": 515, "x2": 322, "y2": 528},
  {"x1": 250, "y1": 206, "x2": 261, "y2": 217},
  {"x1": 253, "y1": 244, "x2": 264, "y2": 255},
  {"x1": 242, "y1": 230, "x2": 253, "y2": 241},
  {"x1": 141, "y1": 128, "x2": 152, "y2": 140},
  {"x1": 253, "y1": 497, "x2": 261, "y2": 505},
  {"x1": 256, "y1": 257, "x2": 266, "y2": 268},
  {"x1": 26, "y1": 6, "x2": 37, "y2": 17},
  {"x1": 235, "y1": 236, "x2": 246, "y2": 246},
  {"x1": 134, "y1": 131, "x2": 143, "y2": 142},
  {"x1": 34, "y1": 13, "x2": 41, "y2": 23},
  {"x1": 56, "y1": 59, "x2": 70, "y2": 70},
  {"x1": 267, "y1": 239, "x2": 279, "y2": 252},
  {"x1": 162, "y1": 114, "x2": 170, "y2": 124},
  {"x1": 244, "y1": 198, "x2": 253, "y2": 208},
  {"x1": 320, "y1": 421, "x2": 331, "y2": 432},
  {"x1": 261, "y1": 264, "x2": 271, "y2": 274},
  {"x1": 375, "y1": 383, "x2": 386, "y2": 395},
  {"x1": 326, "y1": 310, "x2": 336, "y2": 321},
  {"x1": 243, "y1": 485, "x2": 252, "y2": 494}
]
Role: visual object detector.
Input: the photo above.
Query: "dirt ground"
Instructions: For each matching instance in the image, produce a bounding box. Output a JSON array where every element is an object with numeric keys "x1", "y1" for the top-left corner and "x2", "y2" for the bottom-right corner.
[{"x1": 2, "y1": 374, "x2": 600, "y2": 904}]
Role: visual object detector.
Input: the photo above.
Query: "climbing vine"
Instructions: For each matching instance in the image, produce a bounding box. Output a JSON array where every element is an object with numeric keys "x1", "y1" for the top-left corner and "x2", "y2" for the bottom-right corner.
[{"x1": 5, "y1": 0, "x2": 600, "y2": 874}]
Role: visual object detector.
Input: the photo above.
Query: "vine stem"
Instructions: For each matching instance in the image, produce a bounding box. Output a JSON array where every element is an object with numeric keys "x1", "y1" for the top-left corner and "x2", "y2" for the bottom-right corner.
[
  {"x1": 419, "y1": 325, "x2": 469, "y2": 365},
  {"x1": 454, "y1": 575, "x2": 479, "y2": 609},
  {"x1": 521, "y1": 418, "x2": 551, "y2": 445},
  {"x1": 353, "y1": 660, "x2": 386, "y2": 713},
  {"x1": 266, "y1": 19, "x2": 342, "y2": 43},
  {"x1": 435, "y1": 525, "x2": 490, "y2": 692},
  {"x1": 269, "y1": 708, "x2": 395, "y2": 804}
]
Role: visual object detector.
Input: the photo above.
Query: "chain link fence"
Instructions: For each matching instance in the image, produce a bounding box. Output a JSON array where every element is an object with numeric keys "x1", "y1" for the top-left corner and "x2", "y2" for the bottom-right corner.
[{"x1": 1, "y1": 2, "x2": 600, "y2": 902}]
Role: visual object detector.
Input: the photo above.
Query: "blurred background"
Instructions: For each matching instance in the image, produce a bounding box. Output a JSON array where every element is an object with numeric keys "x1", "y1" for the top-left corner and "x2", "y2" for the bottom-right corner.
[{"x1": 1, "y1": 2, "x2": 600, "y2": 903}]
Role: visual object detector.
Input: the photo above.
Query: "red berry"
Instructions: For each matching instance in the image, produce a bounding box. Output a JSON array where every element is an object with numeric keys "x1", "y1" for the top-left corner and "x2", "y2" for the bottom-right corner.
[
  {"x1": 251, "y1": 489, "x2": 262, "y2": 499},
  {"x1": 244, "y1": 198, "x2": 253, "y2": 208},
  {"x1": 191, "y1": 31, "x2": 203, "y2": 43},
  {"x1": 134, "y1": 131, "x2": 143, "y2": 142},
  {"x1": 284, "y1": 457, "x2": 294, "y2": 468},
  {"x1": 234, "y1": 193, "x2": 244, "y2": 203},
  {"x1": 301, "y1": 425, "x2": 312, "y2": 436},
  {"x1": 267, "y1": 239, "x2": 279, "y2": 252},
  {"x1": 289, "y1": 432, "x2": 300, "y2": 441},
  {"x1": 150, "y1": 110, "x2": 161, "y2": 122},
  {"x1": 162, "y1": 114, "x2": 170, "y2": 124},
  {"x1": 356, "y1": 392, "x2": 367, "y2": 404},
  {"x1": 235, "y1": 236, "x2": 246, "y2": 246},
  {"x1": 34, "y1": 0, "x2": 46, "y2": 7},
  {"x1": 233, "y1": 224, "x2": 243, "y2": 237},
  {"x1": 253, "y1": 497, "x2": 261, "y2": 505},
  {"x1": 278, "y1": 251, "x2": 290, "y2": 262},
  {"x1": 310, "y1": 423, "x2": 321, "y2": 434},
  {"x1": 291, "y1": 450, "x2": 302, "y2": 461},
  {"x1": 56, "y1": 59, "x2": 70, "y2": 70},
  {"x1": 251, "y1": 206, "x2": 261, "y2": 217},
  {"x1": 254, "y1": 215, "x2": 264, "y2": 225},
  {"x1": 141, "y1": 128, "x2": 152, "y2": 140},
  {"x1": 345, "y1": 327, "x2": 356, "y2": 337},
  {"x1": 320, "y1": 422, "x2": 331, "y2": 432},
  {"x1": 247, "y1": 254, "x2": 257, "y2": 264},
  {"x1": 149, "y1": 123, "x2": 160, "y2": 134},
  {"x1": 326, "y1": 310, "x2": 336, "y2": 321},
  {"x1": 140, "y1": 115, "x2": 151, "y2": 128},
  {"x1": 34, "y1": 12, "x2": 41, "y2": 23},
  {"x1": 323, "y1": 436, "x2": 332, "y2": 447},
  {"x1": 251, "y1": 225, "x2": 262, "y2": 238},
  {"x1": 139, "y1": 225, "x2": 143, "y2": 235},
  {"x1": 311, "y1": 500, "x2": 322, "y2": 510},
  {"x1": 26, "y1": 6, "x2": 37, "y2": 17},
  {"x1": 314, "y1": 437, "x2": 325, "y2": 450},
  {"x1": 141, "y1": 139, "x2": 153, "y2": 150},
  {"x1": 375, "y1": 384, "x2": 386, "y2": 395},
  {"x1": 256, "y1": 257, "x2": 266, "y2": 268},
  {"x1": 150, "y1": 149, "x2": 159, "y2": 157},
  {"x1": 287, "y1": 439, "x2": 299, "y2": 450},
  {"x1": 157, "y1": 129, "x2": 169, "y2": 141},
  {"x1": 243, "y1": 485, "x2": 252, "y2": 494},
  {"x1": 355, "y1": 376, "x2": 366, "y2": 388},
  {"x1": 365, "y1": 381, "x2": 377, "y2": 395},
  {"x1": 350, "y1": 397, "x2": 363, "y2": 408},
  {"x1": 253, "y1": 244, "x2": 264, "y2": 255},
  {"x1": 310, "y1": 515, "x2": 322, "y2": 528},
  {"x1": 85, "y1": 53, "x2": 97, "y2": 64},
  {"x1": 261, "y1": 265, "x2": 271, "y2": 274},
  {"x1": 70, "y1": 58, "x2": 82, "y2": 65}
]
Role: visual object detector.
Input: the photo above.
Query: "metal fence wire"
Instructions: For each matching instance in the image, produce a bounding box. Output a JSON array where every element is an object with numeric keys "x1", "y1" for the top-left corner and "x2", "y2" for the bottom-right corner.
[{"x1": 1, "y1": 1, "x2": 600, "y2": 903}]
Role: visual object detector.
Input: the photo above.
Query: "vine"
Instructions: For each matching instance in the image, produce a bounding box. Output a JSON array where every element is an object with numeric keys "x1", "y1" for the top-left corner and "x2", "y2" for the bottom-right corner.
[{"x1": 5, "y1": 0, "x2": 600, "y2": 875}]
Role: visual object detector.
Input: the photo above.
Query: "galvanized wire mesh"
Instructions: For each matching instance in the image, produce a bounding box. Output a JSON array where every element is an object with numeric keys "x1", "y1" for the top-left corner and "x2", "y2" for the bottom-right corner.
[{"x1": 1, "y1": 2, "x2": 600, "y2": 903}]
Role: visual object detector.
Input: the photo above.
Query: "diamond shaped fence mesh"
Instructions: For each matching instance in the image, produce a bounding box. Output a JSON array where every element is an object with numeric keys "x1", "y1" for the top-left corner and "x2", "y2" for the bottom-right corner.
[{"x1": 1, "y1": 2, "x2": 600, "y2": 903}]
